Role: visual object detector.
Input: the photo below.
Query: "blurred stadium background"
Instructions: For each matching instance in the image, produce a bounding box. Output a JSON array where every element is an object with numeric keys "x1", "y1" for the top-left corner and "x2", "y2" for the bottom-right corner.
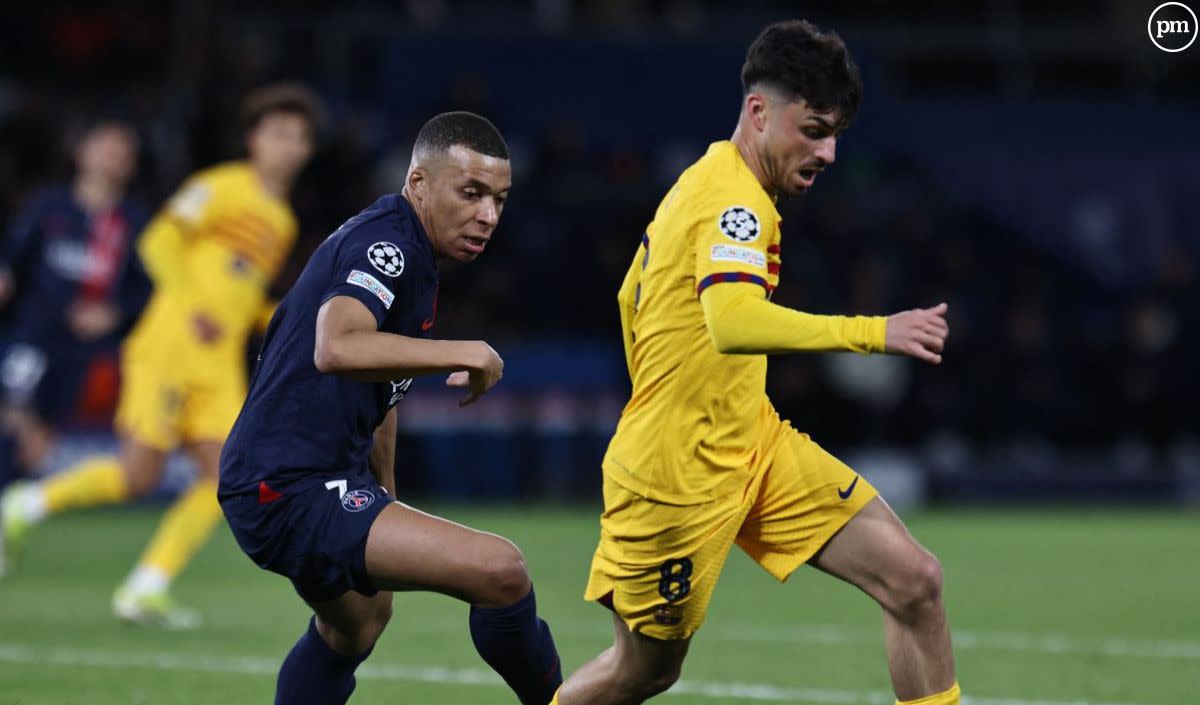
[{"x1": 0, "y1": 2, "x2": 1197, "y2": 704}]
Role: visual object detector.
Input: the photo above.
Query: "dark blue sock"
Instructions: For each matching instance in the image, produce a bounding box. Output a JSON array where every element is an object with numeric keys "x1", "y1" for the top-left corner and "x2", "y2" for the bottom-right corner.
[
  {"x1": 275, "y1": 617, "x2": 374, "y2": 705},
  {"x1": 469, "y1": 586, "x2": 563, "y2": 705}
]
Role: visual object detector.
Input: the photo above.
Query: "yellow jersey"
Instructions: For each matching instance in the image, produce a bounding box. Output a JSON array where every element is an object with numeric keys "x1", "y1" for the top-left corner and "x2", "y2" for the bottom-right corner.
[
  {"x1": 126, "y1": 161, "x2": 297, "y2": 372},
  {"x1": 604, "y1": 141, "x2": 785, "y2": 504}
]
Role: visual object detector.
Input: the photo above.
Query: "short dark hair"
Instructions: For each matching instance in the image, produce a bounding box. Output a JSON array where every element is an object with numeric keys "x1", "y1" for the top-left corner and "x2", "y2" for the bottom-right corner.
[
  {"x1": 741, "y1": 20, "x2": 863, "y2": 129},
  {"x1": 239, "y1": 82, "x2": 325, "y2": 136},
  {"x1": 413, "y1": 111, "x2": 509, "y2": 160}
]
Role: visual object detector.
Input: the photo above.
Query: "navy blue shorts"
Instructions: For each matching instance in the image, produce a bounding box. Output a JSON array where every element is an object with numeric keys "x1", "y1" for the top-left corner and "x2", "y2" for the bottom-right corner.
[{"x1": 220, "y1": 469, "x2": 394, "y2": 603}]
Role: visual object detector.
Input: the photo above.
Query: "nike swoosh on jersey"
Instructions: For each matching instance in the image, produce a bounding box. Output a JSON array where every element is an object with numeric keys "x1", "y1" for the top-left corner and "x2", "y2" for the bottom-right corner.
[{"x1": 837, "y1": 476, "x2": 860, "y2": 500}]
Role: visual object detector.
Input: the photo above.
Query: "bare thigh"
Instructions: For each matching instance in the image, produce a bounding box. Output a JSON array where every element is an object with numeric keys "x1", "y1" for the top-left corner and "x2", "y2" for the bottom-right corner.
[
  {"x1": 809, "y1": 496, "x2": 940, "y2": 611},
  {"x1": 185, "y1": 440, "x2": 222, "y2": 483},
  {"x1": 363, "y1": 501, "x2": 531, "y2": 607},
  {"x1": 119, "y1": 436, "x2": 169, "y2": 497}
]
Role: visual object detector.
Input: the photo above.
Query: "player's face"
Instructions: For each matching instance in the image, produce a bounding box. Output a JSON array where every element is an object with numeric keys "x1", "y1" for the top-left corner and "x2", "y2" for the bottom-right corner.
[
  {"x1": 760, "y1": 97, "x2": 840, "y2": 196},
  {"x1": 247, "y1": 112, "x2": 314, "y2": 181},
  {"x1": 410, "y1": 146, "x2": 512, "y2": 263},
  {"x1": 77, "y1": 125, "x2": 138, "y2": 188}
]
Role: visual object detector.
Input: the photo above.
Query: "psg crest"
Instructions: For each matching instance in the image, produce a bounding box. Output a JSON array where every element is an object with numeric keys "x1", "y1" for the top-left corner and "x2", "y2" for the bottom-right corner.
[
  {"x1": 341, "y1": 488, "x2": 376, "y2": 512},
  {"x1": 368, "y1": 241, "x2": 405, "y2": 277},
  {"x1": 717, "y1": 206, "x2": 761, "y2": 243}
]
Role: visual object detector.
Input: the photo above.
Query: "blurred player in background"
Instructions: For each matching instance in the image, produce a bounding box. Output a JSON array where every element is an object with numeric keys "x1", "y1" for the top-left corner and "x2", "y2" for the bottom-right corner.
[
  {"x1": 554, "y1": 20, "x2": 960, "y2": 705},
  {"x1": 0, "y1": 83, "x2": 321, "y2": 626},
  {"x1": 0, "y1": 119, "x2": 149, "y2": 507},
  {"x1": 219, "y1": 111, "x2": 561, "y2": 705}
]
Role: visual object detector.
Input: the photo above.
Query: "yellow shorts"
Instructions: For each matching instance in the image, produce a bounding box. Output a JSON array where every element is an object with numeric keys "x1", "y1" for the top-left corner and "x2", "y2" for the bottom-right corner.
[
  {"x1": 114, "y1": 352, "x2": 246, "y2": 451},
  {"x1": 584, "y1": 421, "x2": 877, "y2": 640}
]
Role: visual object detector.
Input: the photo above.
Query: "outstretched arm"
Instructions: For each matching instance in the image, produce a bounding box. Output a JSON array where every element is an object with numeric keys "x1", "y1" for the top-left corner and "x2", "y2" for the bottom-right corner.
[
  {"x1": 314, "y1": 295, "x2": 503, "y2": 405},
  {"x1": 700, "y1": 282, "x2": 948, "y2": 363}
]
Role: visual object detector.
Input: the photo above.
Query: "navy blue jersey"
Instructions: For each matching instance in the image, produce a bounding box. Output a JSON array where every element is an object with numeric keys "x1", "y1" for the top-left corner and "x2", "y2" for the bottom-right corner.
[
  {"x1": 219, "y1": 194, "x2": 438, "y2": 498},
  {"x1": 0, "y1": 186, "x2": 151, "y2": 345}
]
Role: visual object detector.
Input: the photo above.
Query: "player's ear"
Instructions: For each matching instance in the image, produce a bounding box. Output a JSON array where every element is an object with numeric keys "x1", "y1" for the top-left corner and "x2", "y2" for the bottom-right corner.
[
  {"x1": 406, "y1": 166, "x2": 428, "y2": 202},
  {"x1": 745, "y1": 92, "x2": 768, "y2": 132},
  {"x1": 243, "y1": 122, "x2": 262, "y2": 159}
]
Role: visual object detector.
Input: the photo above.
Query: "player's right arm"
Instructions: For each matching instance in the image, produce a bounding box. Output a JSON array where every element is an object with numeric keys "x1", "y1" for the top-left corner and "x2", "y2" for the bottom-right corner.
[
  {"x1": 138, "y1": 174, "x2": 229, "y2": 342},
  {"x1": 137, "y1": 176, "x2": 212, "y2": 295},
  {"x1": 314, "y1": 295, "x2": 500, "y2": 392},
  {"x1": 314, "y1": 231, "x2": 502, "y2": 406}
]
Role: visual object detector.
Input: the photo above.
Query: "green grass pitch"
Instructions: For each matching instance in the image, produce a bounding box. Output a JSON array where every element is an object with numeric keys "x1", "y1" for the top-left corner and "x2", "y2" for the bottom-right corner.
[{"x1": 1, "y1": 504, "x2": 1197, "y2": 704}]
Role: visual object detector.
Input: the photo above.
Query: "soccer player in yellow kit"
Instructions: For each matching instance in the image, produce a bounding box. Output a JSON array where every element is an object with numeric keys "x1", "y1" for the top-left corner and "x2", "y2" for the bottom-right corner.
[
  {"x1": 553, "y1": 21, "x2": 960, "y2": 705},
  {"x1": 0, "y1": 84, "x2": 322, "y2": 625}
]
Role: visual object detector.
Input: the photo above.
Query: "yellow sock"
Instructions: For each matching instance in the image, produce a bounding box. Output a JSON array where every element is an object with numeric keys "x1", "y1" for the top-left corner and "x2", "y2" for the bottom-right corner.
[
  {"x1": 898, "y1": 681, "x2": 961, "y2": 705},
  {"x1": 42, "y1": 456, "x2": 129, "y2": 514},
  {"x1": 136, "y1": 479, "x2": 223, "y2": 581}
]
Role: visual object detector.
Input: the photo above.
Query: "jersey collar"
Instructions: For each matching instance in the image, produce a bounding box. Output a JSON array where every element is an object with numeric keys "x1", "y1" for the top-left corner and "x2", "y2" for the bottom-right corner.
[
  {"x1": 711, "y1": 141, "x2": 782, "y2": 224},
  {"x1": 394, "y1": 193, "x2": 435, "y2": 264}
]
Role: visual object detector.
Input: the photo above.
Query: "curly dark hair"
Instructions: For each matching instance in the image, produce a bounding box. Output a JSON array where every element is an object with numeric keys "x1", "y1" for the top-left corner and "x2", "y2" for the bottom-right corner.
[{"x1": 741, "y1": 20, "x2": 863, "y2": 129}]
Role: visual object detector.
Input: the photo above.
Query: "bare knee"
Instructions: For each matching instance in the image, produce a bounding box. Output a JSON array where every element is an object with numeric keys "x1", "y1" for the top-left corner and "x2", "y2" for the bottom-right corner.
[
  {"x1": 186, "y1": 442, "x2": 222, "y2": 484},
  {"x1": 475, "y1": 538, "x2": 532, "y2": 608},
  {"x1": 632, "y1": 662, "x2": 682, "y2": 699},
  {"x1": 120, "y1": 443, "x2": 167, "y2": 498},
  {"x1": 363, "y1": 599, "x2": 393, "y2": 646},
  {"x1": 607, "y1": 654, "x2": 683, "y2": 701},
  {"x1": 883, "y1": 549, "x2": 944, "y2": 620},
  {"x1": 121, "y1": 463, "x2": 162, "y2": 498},
  {"x1": 318, "y1": 600, "x2": 393, "y2": 656}
]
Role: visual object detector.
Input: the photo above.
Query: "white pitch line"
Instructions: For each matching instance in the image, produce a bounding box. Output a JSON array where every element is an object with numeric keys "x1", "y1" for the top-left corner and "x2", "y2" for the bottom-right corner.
[
  {"x1": 0, "y1": 642, "x2": 1176, "y2": 705},
  {"x1": 382, "y1": 618, "x2": 1200, "y2": 662},
  {"x1": 704, "y1": 623, "x2": 1200, "y2": 661},
  {"x1": 6, "y1": 607, "x2": 1199, "y2": 662}
]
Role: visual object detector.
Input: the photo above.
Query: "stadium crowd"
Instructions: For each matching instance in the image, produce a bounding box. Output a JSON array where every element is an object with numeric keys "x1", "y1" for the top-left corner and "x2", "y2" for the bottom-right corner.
[{"x1": 0, "y1": 2, "x2": 1194, "y2": 484}]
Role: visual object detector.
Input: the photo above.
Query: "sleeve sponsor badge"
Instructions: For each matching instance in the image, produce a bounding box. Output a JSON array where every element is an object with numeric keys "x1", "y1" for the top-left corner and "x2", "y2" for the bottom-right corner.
[
  {"x1": 710, "y1": 244, "x2": 766, "y2": 268},
  {"x1": 347, "y1": 269, "x2": 394, "y2": 308}
]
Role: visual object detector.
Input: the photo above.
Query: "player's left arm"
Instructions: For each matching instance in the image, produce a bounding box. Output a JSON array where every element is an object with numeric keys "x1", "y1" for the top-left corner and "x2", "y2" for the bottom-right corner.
[
  {"x1": 701, "y1": 284, "x2": 948, "y2": 362},
  {"x1": 694, "y1": 196, "x2": 946, "y2": 362},
  {"x1": 369, "y1": 406, "x2": 397, "y2": 496}
]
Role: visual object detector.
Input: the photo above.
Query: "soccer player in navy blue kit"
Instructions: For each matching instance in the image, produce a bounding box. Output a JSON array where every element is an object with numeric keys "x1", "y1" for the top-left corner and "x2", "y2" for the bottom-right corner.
[
  {"x1": 219, "y1": 112, "x2": 562, "y2": 705},
  {"x1": 0, "y1": 120, "x2": 149, "y2": 496}
]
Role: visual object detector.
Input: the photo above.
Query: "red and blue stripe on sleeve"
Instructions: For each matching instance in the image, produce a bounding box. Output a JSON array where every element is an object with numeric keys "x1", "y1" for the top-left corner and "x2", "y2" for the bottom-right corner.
[{"x1": 696, "y1": 271, "x2": 771, "y2": 296}]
